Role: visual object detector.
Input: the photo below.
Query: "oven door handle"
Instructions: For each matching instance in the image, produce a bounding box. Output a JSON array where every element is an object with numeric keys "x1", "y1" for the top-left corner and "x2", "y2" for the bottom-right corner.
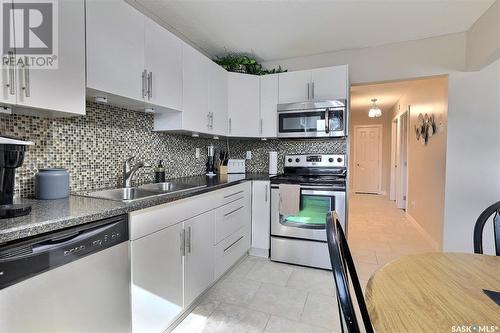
[{"x1": 325, "y1": 108, "x2": 330, "y2": 134}]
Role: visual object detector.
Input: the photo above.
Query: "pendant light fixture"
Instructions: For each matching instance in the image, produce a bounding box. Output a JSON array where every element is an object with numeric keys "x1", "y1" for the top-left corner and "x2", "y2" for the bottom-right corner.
[{"x1": 368, "y1": 98, "x2": 382, "y2": 118}]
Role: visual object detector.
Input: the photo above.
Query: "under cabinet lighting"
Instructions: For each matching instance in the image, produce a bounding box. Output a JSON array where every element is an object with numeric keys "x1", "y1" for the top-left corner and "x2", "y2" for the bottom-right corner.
[
  {"x1": 94, "y1": 96, "x2": 108, "y2": 104},
  {"x1": 192, "y1": 133, "x2": 199, "y2": 138},
  {"x1": 144, "y1": 108, "x2": 155, "y2": 113}
]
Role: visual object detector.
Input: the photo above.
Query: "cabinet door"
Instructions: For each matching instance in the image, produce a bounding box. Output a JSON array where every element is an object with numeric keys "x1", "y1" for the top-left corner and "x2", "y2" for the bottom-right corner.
[
  {"x1": 184, "y1": 210, "x2": 215, "y2": 307},
  {"x1": 182, "y1": 44, "x2": 209, "y2": 133},
  {"x1": 311, "y1": 65, "x2": 348, "y2": 100},
  {"x1": 251, "y1": 181, "x2": 271, "y2": 256},
  {"x1": 144, "y1": 17, "x2": 182, "y2": 111},
  {"x1": 14, "y1": 0, "x2": 85, "y2": 115},
  {"x1": 227, "y1": 72, "x2": 260, "y2": 137},
  {"x1": 260, "y1": 74, "x2": 278, "y2": 138},
  {"x1": 0, "y1": 0, "x2": 16, "y2": 109},
  {"x1": 278, "y1": 70, "x2": 311, "y2": 104},
  {"x1": 209, "y1": 63, "x2": 228, "y2": 135},
  {"x1": 86, "y1": 0, "x2": 145, "y2": 102},
  {"x1": 131, "y1": 222, "x2": 184, "y2": 333}
]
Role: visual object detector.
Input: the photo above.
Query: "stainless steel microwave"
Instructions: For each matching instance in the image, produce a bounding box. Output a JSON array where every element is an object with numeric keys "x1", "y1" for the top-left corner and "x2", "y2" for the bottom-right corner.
[{"x1": 277, "y1": 100, "x2": 347, "y2": 138}]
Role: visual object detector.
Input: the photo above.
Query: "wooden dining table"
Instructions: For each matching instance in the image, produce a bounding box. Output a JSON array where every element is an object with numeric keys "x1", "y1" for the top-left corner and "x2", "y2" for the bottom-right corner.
[{"x1": 366, "y1": 253, "x2": 500, "y2": 333}]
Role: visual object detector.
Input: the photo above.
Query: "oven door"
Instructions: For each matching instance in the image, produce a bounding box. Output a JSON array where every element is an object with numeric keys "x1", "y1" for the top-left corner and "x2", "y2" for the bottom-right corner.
[
  {"x1": 277, "y1": 108, "x2": 345, "y2": 138},
  {"x1": 271, "y1": 185, "x2": 346, "y2": 242}
]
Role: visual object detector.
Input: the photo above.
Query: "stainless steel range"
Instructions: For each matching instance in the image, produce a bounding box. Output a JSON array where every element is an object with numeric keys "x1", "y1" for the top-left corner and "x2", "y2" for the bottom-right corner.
[{"x1": 270, "y1": 153, "x2": 347, "y2": 270}]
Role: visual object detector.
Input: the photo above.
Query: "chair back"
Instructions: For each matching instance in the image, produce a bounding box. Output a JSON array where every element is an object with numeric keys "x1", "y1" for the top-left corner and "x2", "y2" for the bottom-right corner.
[
  {"x1": 473, "y1": 201, "x2": 500, "y2": 255},
  {"x1": 326, "y1": 211, "x2": 373, "y2": 333}
]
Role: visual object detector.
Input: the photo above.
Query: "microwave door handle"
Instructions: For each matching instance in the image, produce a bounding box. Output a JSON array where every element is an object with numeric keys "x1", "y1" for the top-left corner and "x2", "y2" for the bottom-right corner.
[{"x1": 325, "y1": 108, "x2": 330, "y2": 134}]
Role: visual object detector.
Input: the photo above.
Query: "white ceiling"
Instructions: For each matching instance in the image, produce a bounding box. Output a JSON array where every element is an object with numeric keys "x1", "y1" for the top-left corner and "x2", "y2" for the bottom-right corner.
[
  {"x1": 350, "y1": 80, "x2": 413, "y2": 114},
  {"x1": 131, "y1": 0, "x2": 494, "y2": 62}
]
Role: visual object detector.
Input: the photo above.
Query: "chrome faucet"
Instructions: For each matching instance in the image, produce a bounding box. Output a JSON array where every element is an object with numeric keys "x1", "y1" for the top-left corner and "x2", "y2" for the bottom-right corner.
[{"x1": 123, "y1": 157, "x2": 145, "y2": 188}]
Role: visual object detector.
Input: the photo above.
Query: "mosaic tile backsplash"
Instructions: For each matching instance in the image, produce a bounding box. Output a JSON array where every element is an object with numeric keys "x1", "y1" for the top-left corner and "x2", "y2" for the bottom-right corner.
[{"x1": 0, "y1": 102, "x2": 346, "y2": 198}]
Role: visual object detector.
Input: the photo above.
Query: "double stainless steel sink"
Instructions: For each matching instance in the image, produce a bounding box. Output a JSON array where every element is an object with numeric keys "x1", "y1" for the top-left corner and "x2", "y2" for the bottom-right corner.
[{"x1": 84, "y1": 182, "x2": 206, "y2": 202}]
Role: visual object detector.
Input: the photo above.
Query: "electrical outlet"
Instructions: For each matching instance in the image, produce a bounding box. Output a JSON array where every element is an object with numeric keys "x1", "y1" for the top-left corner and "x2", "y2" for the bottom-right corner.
[
  {"x1": 195, "y1": 148, "x2": 200, "y2": 159},
  {"x1": 411, "y1": 200, "x2": 416, "y2": 209},
  {"x1": 0, "y1": 106, "x2": 12, "y2": 115},
  {"x1": 246, "y1": 151, "x2": 252, "y2": 160}
]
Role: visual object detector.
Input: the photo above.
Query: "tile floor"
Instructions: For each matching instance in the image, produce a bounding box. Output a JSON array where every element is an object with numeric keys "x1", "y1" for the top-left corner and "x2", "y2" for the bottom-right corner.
[{"x1": 172, "y1": 194, "x2": 436, "y2": 333}]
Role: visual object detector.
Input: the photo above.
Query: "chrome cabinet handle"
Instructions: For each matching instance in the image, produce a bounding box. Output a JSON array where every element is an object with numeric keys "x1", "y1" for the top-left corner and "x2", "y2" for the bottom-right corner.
[
  {"x1": 141, "y1": 70, "x2": 147, "y2": 98},
  {"x1": 311, "y1": 82, "x2": 315, "y2": 99},
  {"x1": 228, "y1": 118, "x2": 232, "y2": 133},
  {"x1": 180, "y1": 229, "x2": 185, "y2": 256},
  {"x1": 260, "y1": 119, "x2": 263, "y2": 134},
  {"x1": 307, "y1": 83, "x2": 310, "y2": 100},
  {"x1": 186, "y1": 226, "x2": 192, "y2": 254},
  {"x1": 265, "y1": 184, "x2": 268, "y2": 202},
  {"x1": 211, "y1": 112, "x2": 214, "y2": 128},
  {"x1": 23, "y1": 56, "x2": 30, "y2": 97},
  {"x1": 7, "y1": 51, "x2": 14, "y2": 95},
  {"x1": 325, "y1": 108, "x2": 330, "y2": 134},
  {"x1": 207, "y1": 113, "x2": 211, "y2": 128},
  {"x1": 147, "y1": 71, "x2": 153, "y2": 99}
]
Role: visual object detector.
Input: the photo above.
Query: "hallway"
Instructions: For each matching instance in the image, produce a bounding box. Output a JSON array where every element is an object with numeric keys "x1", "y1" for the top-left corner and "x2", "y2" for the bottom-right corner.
[{"x1": 348, "y1": 194, "x2": 437, "y2": 286}]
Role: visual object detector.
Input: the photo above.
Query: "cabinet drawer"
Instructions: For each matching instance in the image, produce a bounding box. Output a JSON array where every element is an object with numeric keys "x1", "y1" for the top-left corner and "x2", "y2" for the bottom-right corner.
[
  {"x1": 214, "y1": 226, "x2": 250, "y2": 280},
  {"x1": 215, "y1": 197, "x2": 247, "y2": 244}
]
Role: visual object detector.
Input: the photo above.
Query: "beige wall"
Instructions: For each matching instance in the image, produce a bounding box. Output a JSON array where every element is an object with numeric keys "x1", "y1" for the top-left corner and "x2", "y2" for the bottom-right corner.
[
  {"x1": 392, "y1": 77, "x2": 448, "y2": 248},
  {"x1": 349, "y1": 107, "x2": 392, "y2": 194},
  {"x1": 466, "y1": 0, "x2": 500, "y2": 71}
]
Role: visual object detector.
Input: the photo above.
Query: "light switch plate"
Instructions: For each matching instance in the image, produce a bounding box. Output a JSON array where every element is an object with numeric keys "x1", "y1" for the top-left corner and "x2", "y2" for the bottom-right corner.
[
  {"x1": 195, "y1": 148, "x2": 200, "y2": 158},
  {"x1": 246, "y1": 151, "x2": 252, "y2": 160}
]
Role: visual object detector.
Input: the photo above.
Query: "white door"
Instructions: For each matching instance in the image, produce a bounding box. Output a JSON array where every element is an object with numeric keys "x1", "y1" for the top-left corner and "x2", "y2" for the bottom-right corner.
[
  {"x1": 182, "y1": 44, "x2": 209, "y2": 133},
  {"x1": 311, "y1": 65, "x2": 348, "y2": 100},
  {"x1": 260, "y1": 74, "x2": 278, "y2": 138},
  {"x1": 227, "y1": 72, "x2": 260, "y2": 137},
  {"x1": 390, "y1": 120, "x2": 398, "y2": 201},
  {"x1": 131, "y1": 222, "x2": 184, "y2": 333},
  {"x1": 354, "y1": 125, "x2": 382, "y2": 194},
  {"x1": 251, "y1": 181, "x2": 271, "y2": 257},
  {"x1": 86, "y1": 0, "x2": 145, "y2": 102},
  {"x1": 15, "y1": 0, "x2": 85, "y2": 115},
  {"x1": 209, "y1": 63, "x2": 228, "y2": 135},
  {"x1": 278, "y1": 70, "x2": 311, "y2": 103},
  {"x1": 144, "y1": 17, "x2": 182, "y2": 111},
  {"x1": 184, "y1": 210, "x2": 215, "y2": 307}
]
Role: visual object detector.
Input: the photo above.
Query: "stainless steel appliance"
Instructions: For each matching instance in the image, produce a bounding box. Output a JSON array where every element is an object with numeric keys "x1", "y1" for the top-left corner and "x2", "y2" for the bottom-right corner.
[
  {"x1": 0, "y1": 136, "x2": 33, "y2": 218},
  {"x1": 206, "y1": 144, "x2": 216, "y2": 176},
  {"x1": 271, "y1": 154, "x2": 347, "y2": 269},
  {"x1": 277, "y1": 100, "x2": 347, "y2": 138},
  {"x1": 0, "y1": 215, "x2": 131, "y2": 332}
]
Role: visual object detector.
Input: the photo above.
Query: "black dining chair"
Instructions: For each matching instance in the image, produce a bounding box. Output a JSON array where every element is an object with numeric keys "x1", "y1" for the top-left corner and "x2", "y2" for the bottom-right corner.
[
  {"x1": 473, "y1": 201, "x2": 500, "y2": 255},
  {"x1": 326, "y1": 211, "x2": 374, "y2": 333}
]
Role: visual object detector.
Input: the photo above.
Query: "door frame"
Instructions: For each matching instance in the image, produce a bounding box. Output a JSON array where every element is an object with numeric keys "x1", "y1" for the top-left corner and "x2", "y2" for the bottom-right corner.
[
  {"x1": 353, "y1": 124, "x2": 383, "y2": 194},
  {"x1": 389, "y1": 120, "x2": 397, "y2": 200},
  {"x1": 392, "y1": 109, "x2": 409, "y2": 210}
]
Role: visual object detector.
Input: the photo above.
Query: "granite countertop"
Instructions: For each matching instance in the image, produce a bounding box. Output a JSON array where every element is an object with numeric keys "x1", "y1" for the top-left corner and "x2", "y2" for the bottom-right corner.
[{"x1": 0, "y1": 173, "x2": 272, "y2": 246}]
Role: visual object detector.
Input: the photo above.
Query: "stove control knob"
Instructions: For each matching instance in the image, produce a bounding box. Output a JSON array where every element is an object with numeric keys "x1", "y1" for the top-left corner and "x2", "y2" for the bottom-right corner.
[
  {"x1": 287, "y1": 158, "x2": 293, "y2": 163},
  {"x1": 328, "y1": 158, "x2": 334, "y2": 163},
  {"x1": 295, "y1": 158, "x2": 300, "y2": 163},
  {"x1": 337, "y1": 158, "x2": 343, "y2": 163}
]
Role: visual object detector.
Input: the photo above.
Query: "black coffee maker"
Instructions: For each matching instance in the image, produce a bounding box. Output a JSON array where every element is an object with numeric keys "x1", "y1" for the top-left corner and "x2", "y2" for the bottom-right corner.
[{"x1": 0, "y1": 136, "x2": 33, "y2": 219}]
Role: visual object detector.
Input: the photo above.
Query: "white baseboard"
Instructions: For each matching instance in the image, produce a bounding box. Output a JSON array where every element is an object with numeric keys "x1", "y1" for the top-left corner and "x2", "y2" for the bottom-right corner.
[
  {"x1": 405, "y1": 213, "x2": 440, "y2": 251},
  {"x1": 249, "y1": 247, "x2": 269, "y2": 258}
]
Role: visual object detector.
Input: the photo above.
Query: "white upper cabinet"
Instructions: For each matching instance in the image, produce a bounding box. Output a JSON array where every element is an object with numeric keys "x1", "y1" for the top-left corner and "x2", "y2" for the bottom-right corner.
[
  {"x1": 227, "y1": 73, "x2": 260, "y2": 137},
  {"x1": 1, "y1": 0, "x2": 85, "y2": 116},
  {"x1": 278, "y1": 65, "x2": 349, "y2": 104},
  {"x1": 311, "y1": 65, "x2": 348, "y2": 100},
  {"x1": 208, "y1": 63, "x2": 228, "y2": 136},
  {"x1": 182, "y1": 44, "x2": 210, "y2": 133},
  {"x1": 144, "y1": 17, "x2": 183, "y2": 111},
  {"x1": 259, "y1": 74, "x2": 278, "y2": 138},
  {"x1": 278, "y1": 70, "x2": 311, "y2": 104},
  {"x1": 86, "y1": 0, "x2": 145, "y2": 103}
]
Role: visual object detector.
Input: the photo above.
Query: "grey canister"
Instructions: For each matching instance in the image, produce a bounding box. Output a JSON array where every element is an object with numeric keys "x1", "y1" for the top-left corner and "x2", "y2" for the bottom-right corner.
[{"x1": 35, "y1": 168, "x2": 70, "y2": 200}]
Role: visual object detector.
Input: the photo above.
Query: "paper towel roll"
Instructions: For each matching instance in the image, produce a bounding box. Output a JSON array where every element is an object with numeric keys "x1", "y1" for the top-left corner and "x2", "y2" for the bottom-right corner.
[{"x1": 269, "y1": 151, "x2": 278, "y2": 175}]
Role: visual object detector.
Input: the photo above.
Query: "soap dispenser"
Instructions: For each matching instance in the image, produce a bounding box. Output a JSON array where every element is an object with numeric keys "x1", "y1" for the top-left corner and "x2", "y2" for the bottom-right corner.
[{"x1": 154, "y1": 160, "x2": 166, "y2": 183}]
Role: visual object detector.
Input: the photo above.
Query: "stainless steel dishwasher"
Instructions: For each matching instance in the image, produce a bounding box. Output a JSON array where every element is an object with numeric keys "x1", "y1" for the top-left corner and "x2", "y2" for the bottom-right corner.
[{"x1": 0, "y1": 215, "x2": 131, "y2": 333}]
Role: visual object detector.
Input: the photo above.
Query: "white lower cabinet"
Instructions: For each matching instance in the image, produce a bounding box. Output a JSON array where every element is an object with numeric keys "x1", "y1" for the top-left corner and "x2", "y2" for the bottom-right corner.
[
  {"x1": 130, "y1": 222, "x2": 184, "y2": 333},
  {"x1": 251, "y1": 181, "x2": 271, "y2": 257},
  {"x1": 129, "y1": 183, "x2": 252, "y2": 332},
  {"x1": 184, "y1": 211, "x2": 216, "y2": 307}
]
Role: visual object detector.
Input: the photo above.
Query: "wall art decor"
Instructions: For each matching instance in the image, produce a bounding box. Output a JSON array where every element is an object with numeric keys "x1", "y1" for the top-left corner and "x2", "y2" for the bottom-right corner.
[{"x1": 415, "y1": 113, "x2": 437, "y2": 145}]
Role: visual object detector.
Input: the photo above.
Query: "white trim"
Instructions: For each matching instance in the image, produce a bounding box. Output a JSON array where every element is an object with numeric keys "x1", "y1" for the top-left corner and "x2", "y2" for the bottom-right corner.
[
  {"x1": 353, "y1": 124, "x2": 383, "y2": 194},
  {"x1": 389, "y1": 120, "x2": 397, "y2": 201},
  {"x1": 0, "y1": 137, "x2": 34, "y2": 145},
  {"x1": 249, "y1": 247, "x2": 269, "y2": 258},
  {"x1": 405, "y1": 212, "x2": 440, "y2": 251}
]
